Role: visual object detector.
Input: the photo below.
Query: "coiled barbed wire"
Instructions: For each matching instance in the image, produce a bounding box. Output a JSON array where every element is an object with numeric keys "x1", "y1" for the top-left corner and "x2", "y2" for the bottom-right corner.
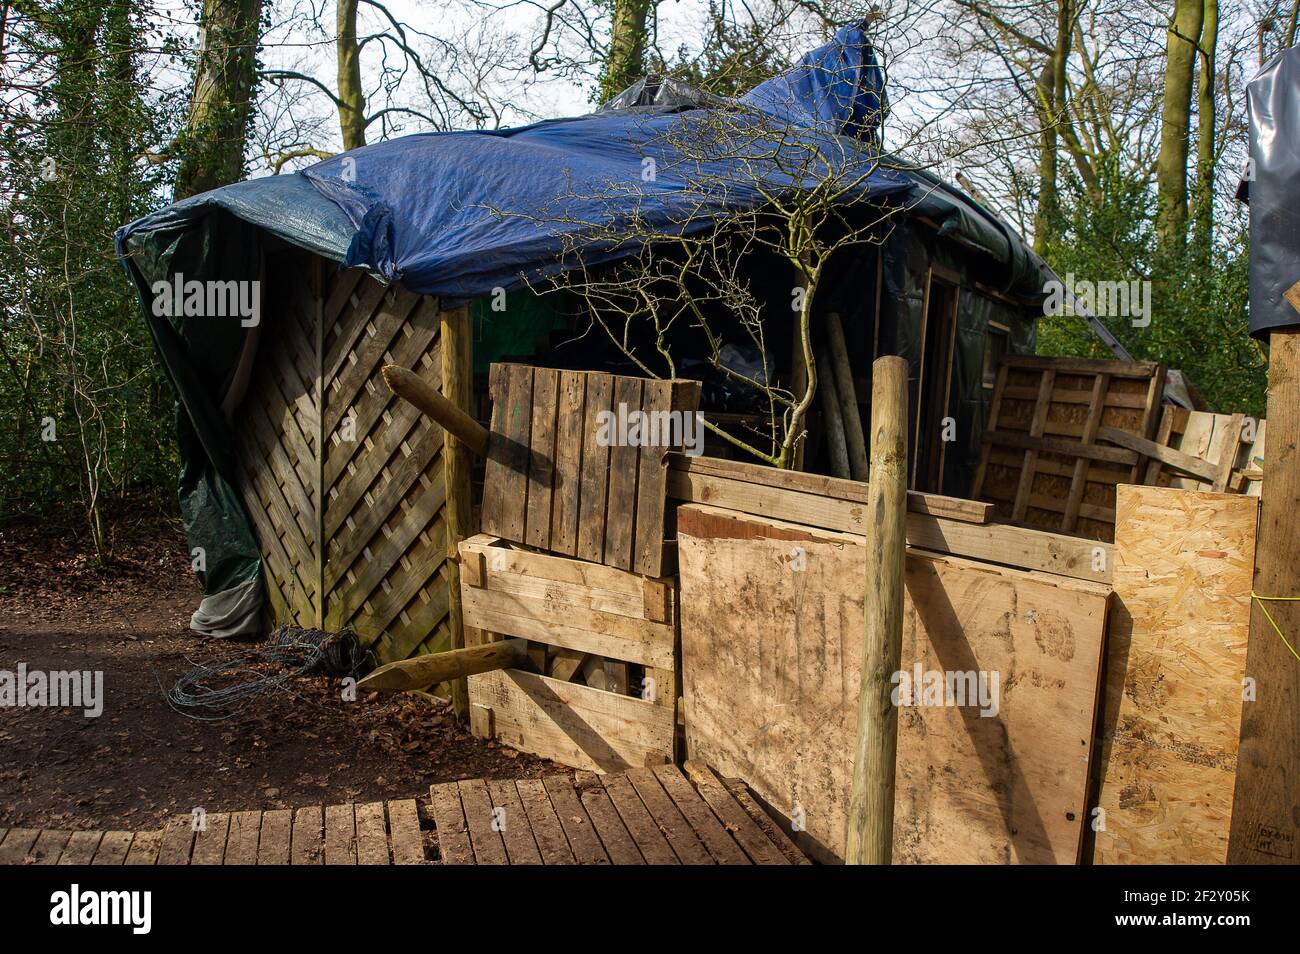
[{"x1": 167, "y1": 625, "x2": 375, "y2": 721}]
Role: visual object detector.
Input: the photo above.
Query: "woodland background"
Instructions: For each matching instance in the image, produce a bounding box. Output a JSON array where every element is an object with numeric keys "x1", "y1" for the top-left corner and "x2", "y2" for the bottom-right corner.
[{"x1": 0, "y1": 0, "x2": 1285, "y2": 554}]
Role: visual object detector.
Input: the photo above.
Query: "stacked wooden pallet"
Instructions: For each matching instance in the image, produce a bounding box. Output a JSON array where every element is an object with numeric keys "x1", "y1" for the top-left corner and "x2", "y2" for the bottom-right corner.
[{"x1": 459, "y1": 533, "x2": 679, "y2": 771}]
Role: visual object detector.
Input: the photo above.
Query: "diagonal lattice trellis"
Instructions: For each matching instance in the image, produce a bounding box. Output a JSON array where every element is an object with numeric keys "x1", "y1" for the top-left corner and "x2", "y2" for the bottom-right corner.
[{"x1": 234, "y1": 256, "x2": 453, "y2": 664}]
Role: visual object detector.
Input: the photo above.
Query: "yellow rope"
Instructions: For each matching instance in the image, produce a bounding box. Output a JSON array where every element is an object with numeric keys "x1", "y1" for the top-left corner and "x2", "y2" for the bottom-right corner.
[{"x1": 1251, "y1": 592, "x2": 1300, "y2": 663}]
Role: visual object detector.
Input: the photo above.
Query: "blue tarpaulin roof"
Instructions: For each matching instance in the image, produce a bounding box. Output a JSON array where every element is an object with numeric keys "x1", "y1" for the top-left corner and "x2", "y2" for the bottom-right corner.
[{"x1": 118, "y1": 26, "x2": 930, "y2": 298}]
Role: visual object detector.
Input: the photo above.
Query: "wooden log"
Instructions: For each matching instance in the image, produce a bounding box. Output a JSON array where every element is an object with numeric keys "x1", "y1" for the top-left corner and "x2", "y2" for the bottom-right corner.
[
  {"x1": 846, "y1": 355, "x2": 908, "y2": 865},
  {"x1": 825, "y1": 312, "x2": 869, "y2": 481},
  {"x1": 440, "y1": 306, "x2": 474, "y2": 719},
  {"x1": 357, "y1": 639, "x2": 528, "y2": 693},
  {"x1": 815, "y1": 346, "x2": 852, "y2": 478},
  {"x1": 381, "y1": 363, "x2": 490, "y2": 458},
  {"x1": 1229, "y1": 328, "x2": 1300, "y2": 864}
]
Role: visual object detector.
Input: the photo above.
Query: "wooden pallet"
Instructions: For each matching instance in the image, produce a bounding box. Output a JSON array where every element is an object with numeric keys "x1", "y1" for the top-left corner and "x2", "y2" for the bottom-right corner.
[
  {"x1": 1144, "y1": 407, "x2": 1263, "y2": 495},
  {"x1": 480, "y1": 363, "x2": 701, "y2": 577},
  {"x1": 971, "y1": 355, "x2": 1164, "y2": 541},
  {"x1": 234, "y1": 258, "x2": 456, "y2": 664},
  {"x1": 0, "y1": 799, "x2": 428, "y2": 865},
  {"x1": 459, "y1": 534, "x2": 678, "y2": 772},
  {"x1": 427, "y1": 763, "x2": 809, "y2": 864}
]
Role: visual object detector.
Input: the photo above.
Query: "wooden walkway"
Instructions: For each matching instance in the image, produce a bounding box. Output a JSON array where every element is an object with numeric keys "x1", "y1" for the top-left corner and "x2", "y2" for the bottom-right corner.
[
  {"x1": 430, "y1": 762, "x2": 809, "y2": 864},
  {"x1": 0, "y1": 798, "x2": 428, "y2": 866},
  {"x1": 0, "y1": 762, "x2": 809, "y2": 866}
]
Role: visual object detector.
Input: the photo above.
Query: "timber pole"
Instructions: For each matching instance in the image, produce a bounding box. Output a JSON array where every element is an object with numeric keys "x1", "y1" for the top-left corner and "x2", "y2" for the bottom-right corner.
[
  {"x1": 382, "y1": 362, "x2": 490, "y2": 458},
  {"x1": 846, "y1": 355, "x2": 908, "y2": 865},
  {"x1": 825, "y1": 312, "x2": 870, "y2": 481},
  {"x1": 1228, "y1": 327, "x2": 1300, "y2": 863},
  {"x1": 436, "y1": 306, "x2": 476, "y2": 720},
  {"x1": 357, "y1": 639, "x2": 528, "y2": 694}
]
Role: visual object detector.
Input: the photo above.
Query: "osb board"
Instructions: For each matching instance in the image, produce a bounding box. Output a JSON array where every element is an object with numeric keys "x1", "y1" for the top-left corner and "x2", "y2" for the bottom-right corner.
[
  {"x1": 479, "y1": 363, "x2": 701, "y2": 577},
  {"x1": 974, "y1": 356, "x2": 1162, "y2": 542},
  {"x1": 1092, "y1": 486, "x2": 1256, "y2": 864},
  {"x1": 468, "y1": 668, "x2": 674, "y2": 773},
  {"x1": 677, "y1": 504, "x2": 1111, "y2": 864}
]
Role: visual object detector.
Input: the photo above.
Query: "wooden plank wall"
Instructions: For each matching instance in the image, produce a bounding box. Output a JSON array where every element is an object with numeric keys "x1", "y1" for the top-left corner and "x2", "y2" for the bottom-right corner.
[
  {"x1": 235, "y1": 256, "x2": 454, "y2": 664},
  {"x1": 1092, "y1": 486, "x2": 1256, "y2": 864},
  {"x1": 676, "y1": 504, "x2": 1111, "y2": 864}
]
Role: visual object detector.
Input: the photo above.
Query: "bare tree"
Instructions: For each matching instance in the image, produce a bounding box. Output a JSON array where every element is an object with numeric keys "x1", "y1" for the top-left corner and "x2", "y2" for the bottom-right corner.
[{"x1": 493, "y1": 87, "x2": 897, "y2": 467}]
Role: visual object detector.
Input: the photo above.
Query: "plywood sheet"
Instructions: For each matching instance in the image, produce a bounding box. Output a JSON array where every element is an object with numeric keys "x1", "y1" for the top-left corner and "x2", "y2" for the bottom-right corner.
[
  {"x1": 677, "y1": 504, "x2": 1111, "y2": 864},
  {"x1": 1092, "y1": 486, "x2": 1256, "y2": 864}
]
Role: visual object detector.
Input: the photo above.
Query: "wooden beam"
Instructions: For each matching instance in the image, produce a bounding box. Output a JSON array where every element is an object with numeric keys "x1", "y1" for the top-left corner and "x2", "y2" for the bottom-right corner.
[
  {"x1": 1096, "y1": 424, "x2": 1219, "y2": 482},
  {"x1": 1229, "y1": 328, "x2": 1300, "y2": 864},
  {"x1": 667, "y1": 467, "x2": 1109, "y2": 582},
  {"x1": 382, "y1": 362, "x2": 490, "y2": 458},
  {"x1": 439, "y1": 305, "x2": 474, "y2": 718},
  {"x1": 846, "y1": 356, "x2": 908, "y2": 864},
  {"x1": 667, "y1": 453, "x2": 992, "y2": 524},
  {"x1": 357, "y1": 639, "x2": 527, "y2": 693}
]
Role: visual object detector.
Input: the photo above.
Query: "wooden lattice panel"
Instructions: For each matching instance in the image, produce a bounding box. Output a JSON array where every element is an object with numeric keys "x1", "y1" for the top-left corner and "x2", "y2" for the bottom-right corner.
[
  {"x1": 321, "y1": 278, "x2": 450, "y2": 663},
  {"x1": 235, "y1": 257, "x2": 323, "y2": 628},
  {"x1": 480, "y1": 363, "x2": 701, "y2": 577},
  {"x1": 971, "y1": 355, "x2": 1163, "y2": 542},
  {"x1": 235, "y1": 258, "x2": 453, "y2": 664}
]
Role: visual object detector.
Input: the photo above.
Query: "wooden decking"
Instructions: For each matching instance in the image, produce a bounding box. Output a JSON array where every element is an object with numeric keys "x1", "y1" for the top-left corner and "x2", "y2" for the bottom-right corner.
[
  {"x1": 0, "y1": 798, "x2": 428, "y2": 865},
  {"x1": 0, "y1": 762, "x2": 809, "y2": 866},
  {"x1": 430, "y1": 762, "x2": 809, "y2": 864}
]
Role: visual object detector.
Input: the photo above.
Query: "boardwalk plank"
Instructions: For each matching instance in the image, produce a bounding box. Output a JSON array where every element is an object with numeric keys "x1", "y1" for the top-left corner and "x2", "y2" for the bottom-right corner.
[
  {"x1": 428, "y1": 783, "x2": 475, "y2": 865},
  {"x1": 291, "y1": 806, "x2": 324, "y2": 865},
  {"x1": 542, "y1": 775, "x2": 609, "y2": 865}
]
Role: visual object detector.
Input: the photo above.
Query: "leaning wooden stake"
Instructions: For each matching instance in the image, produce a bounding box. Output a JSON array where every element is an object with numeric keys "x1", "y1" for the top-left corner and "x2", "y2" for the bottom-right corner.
[
  {"x1": 381, "y1": 363, "x2": 490, "y2": 458},
  {"x1": 356, "y1": 639, "x2": 528, "y2": 694},
  {"x1": 846, "y1": 355, "x2": 908, "y2": 865},
  {"x1": 825, "y1": 312, "x2": 870, "y2": 481}
]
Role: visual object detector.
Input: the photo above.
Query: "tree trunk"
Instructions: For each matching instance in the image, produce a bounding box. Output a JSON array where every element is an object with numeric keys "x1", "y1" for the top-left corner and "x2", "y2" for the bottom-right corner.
[
  {"x1": 599, "y1": 0, "x2": 651, "y2": 102},
  {"x1": 1155, "y1": 0, "x2": 1204, "y2": 255},
  {"x1": 1034, "y1": 0, "x2": 1072, "y2": 253},
  {"x1": 336, "y1": 0, "x2": 366, "y2": 151},
  {"x1": 174, "y1": 0, "x2": 263, "y2": 201},
  {"x1": 1193, "y1": 0, "x2": 1218, "y2": 255}
]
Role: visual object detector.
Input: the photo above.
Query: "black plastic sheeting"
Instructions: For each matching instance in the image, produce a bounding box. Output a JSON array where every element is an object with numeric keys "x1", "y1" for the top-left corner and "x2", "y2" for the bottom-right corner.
[
  {"x1": 873, "y1": 221, "x2": 1035, "y2": 497},
  {"x1": 1246, "y1": 44, "x2": 1300, "y2": 338}
]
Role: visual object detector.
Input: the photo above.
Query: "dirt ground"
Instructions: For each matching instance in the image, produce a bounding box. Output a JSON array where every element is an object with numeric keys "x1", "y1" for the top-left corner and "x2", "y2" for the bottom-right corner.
[{"x1": 0, "y1": 505, "x2": 565, "y2": 831}]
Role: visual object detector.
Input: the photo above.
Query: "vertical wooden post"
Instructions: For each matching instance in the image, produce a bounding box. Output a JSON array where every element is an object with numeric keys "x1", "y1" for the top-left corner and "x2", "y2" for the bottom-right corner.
[
  {"x1": 440, "y1": 303, "x2": 474, "y2": 720},
  {"x1": 846, "y1": 355, "x2": 908, "y2": 865},
  {"x1": 1228, "y1": 328, "x2": 1300, "y2": 864}
]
